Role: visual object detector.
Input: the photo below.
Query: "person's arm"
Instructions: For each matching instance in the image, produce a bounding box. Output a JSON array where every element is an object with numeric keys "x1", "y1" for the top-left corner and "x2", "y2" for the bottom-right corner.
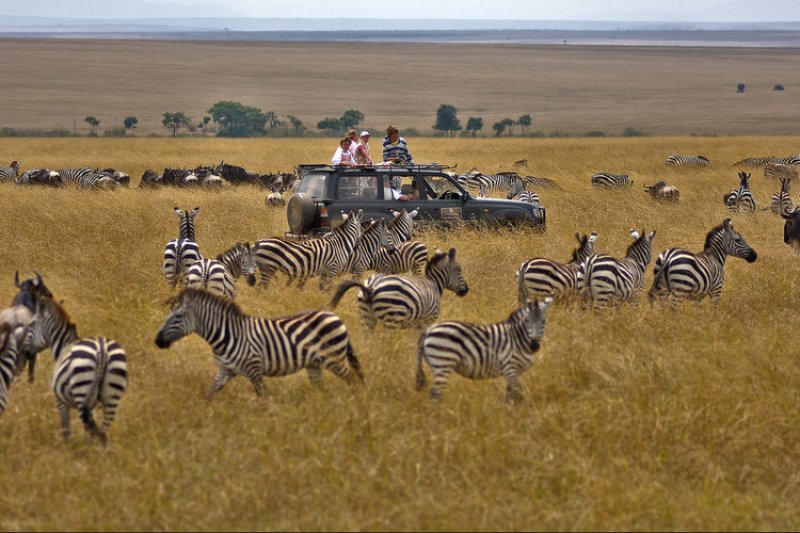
[{"x1": 332, "y1": 148, "x2": 343, "y2": 165}]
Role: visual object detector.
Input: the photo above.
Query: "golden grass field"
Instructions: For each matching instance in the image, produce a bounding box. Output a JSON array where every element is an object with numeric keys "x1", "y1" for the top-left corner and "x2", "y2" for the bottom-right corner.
[
  {"x1": 1, "y1": 136, "x2": 800, "y2": 531},
  {"x1": 2, "y1": 39, "x2": 800, "y2": 136}
]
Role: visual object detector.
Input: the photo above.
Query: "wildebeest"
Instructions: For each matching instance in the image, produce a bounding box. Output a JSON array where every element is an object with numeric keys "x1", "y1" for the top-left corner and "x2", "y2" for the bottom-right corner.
[
  {"x1": 643, "y1": 181, "x2": 680, "y2": 203},
  {"x1": 215, "y1": 161, "x2": 262, "y2": 186},
  {"x1": 16, "y1": 168, "x2": 63, "y2": 187}
]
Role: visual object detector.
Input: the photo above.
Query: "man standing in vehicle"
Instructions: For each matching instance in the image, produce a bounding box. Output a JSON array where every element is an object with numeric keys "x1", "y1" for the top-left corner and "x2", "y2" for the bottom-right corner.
[{"x1": 382, "y1": 125, "x2": 414, "y2": 166}]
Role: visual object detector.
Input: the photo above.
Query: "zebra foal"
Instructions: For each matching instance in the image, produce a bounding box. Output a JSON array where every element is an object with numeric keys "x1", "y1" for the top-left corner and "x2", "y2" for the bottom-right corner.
[
  {"x1": 330, "y1": 248, "x2": 469, "y2": 330},
  {"x1": 155, "y1": 288, "x2": 363, "y2": 399},
  {"x1": 163, "y1": 207, "x2": 201, "y2": 288},
  {"x1": 517, "y1": 232, "x2": 597, "y2": 303},
  {"x1": 723, "y1": 172, "x2": 755, "y2": 212},
  {"x1": 416, "y1": 297, "x2": 552, "y2": 402},
  {"x1": 26, "y1": 296, "x2": 128, "y2": 444},
  {"x1": 649, "y1": 218, "x2": 757, "y2": 303}
]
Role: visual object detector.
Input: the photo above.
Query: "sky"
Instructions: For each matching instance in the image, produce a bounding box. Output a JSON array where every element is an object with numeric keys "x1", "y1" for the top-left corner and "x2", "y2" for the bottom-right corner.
[{"x1": 136, "y1": 0, "x2": 797, "y2": 21}]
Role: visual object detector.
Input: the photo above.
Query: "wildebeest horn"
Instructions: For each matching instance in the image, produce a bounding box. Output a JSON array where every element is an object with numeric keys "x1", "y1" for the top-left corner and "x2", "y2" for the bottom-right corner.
[
  {"x1": 34, "y1": 272, "x2": 42, "y2": 286},
  {"x1": 14, "y1": 270, "x2": 20, "y2": 288}
]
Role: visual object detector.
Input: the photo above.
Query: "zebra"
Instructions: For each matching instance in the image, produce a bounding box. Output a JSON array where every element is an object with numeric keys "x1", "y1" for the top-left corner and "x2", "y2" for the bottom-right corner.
[
  {"x1": 507, "y1": 176, "x2": 541, "y2": 204},
  {"x1": 764, "y1": 162, "x2": 798, "y2": 182},
  {"x1": 252, "y1": 210, "x2": 363, "y2": 290},
  {"x1": 25, "y1": 296, "x2": 128, "y2": 444},
  {"x1": 578, "y1": 229, "x2": 656, "y2": 306},
  {"x1": 766, "y1": 176, "x2": 793, "y2": 215},
  {"x1": 734, "y1": 155, "x2": 800, "y2": 168},
  {"x1": 415, "y1": 297, "x2": 553, "y2": 402},
  {"x1": 723, "y1": 172, "x2": 756, "y2": 212},
  {"x1": 649, "y1": 218, "x2": 757, "y2": 303},
  {"x1": 154, "y1": 288, "x2": 363, "y2": 400},
  {"x1": 372, "y1": 209, "x2": 427, "y2": 276},
  {"x1": 643, "y1": 181, "x2": 680, "y2": 203},
  {"x1": 186, "y1": 243, "x2": 257, "y2": 299},
  {"x1": 517, "y1": 232, "x2": 598, "y2": 304},
  {"x1": 1, "y1": 271, "x2": 53, "y2": 383},
  {"x1": 78, "y1": 169, "x2": 119, "y2": 189},
  {"x1": 0, "y1": 323, "x2": 25, "y2": 416},
  {"x1": 0, "y1": 161, "x2": 21, "y2": 182},
  {"x1": 665, "y1": 154, "x2": 711, "y2": 167},
  {"x1": 457, "y1": 172, "x2": 510, "y2": 195},
  {"x1": 16, "y1": 168, "x2": 63, "y2": 187},
  {"x1": 591, "y1": 173, "x2": 632, "y2": 189},
  {"x1": 163, "y1": 207, "x2": 201, "y2": 288},
  {"x1": 57, "y1": 167, "x2": 93, "y2": 186},
  {"x1": 345, "y1": 218, "x2": 393, "y2": 279},
  {"x1": 330, "y1": 247, "x2": 469, "y2": 330},
  {"x1": 521, "y1": 175, "x2": 561, "y2": 190}
]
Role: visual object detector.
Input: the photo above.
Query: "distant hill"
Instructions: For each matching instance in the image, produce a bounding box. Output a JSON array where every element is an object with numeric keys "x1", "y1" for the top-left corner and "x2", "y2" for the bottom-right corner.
[{"x1": 0, "y1": 0, "x2": 242, "y2": 18}]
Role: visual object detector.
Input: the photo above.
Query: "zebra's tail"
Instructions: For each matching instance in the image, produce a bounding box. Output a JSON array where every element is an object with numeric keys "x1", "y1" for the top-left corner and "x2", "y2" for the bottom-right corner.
[
  {"x1": 329, "y1": 280, "x2": 371, "y2": 309},
  {"x1": 415, "y1": 333, "x2": 427, "y2": 391},
  {"x1": 648, "y1": 256, "x2": 667, "y2": 303},
  {"x1": 346, "y1": 341, "x2": 365, "y2": 384},
  {"x1": 516, "y1": 267, "x2": 527, "y2": 306}
]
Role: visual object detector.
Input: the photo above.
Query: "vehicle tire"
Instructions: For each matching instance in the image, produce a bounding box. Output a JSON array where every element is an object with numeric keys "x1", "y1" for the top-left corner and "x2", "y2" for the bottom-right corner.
[{"x1": 287, "y1": 193, "x2": 316, "y2": 235}]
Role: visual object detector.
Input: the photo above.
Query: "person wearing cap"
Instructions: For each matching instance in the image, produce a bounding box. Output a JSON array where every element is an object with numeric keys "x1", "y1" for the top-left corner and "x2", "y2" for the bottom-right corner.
[
  {"x1": 382, "y1": 125, "x2": 414, "y2": 166},
  {"x1": 353, "y1": 130, "x2": 374, "y2": 165},
  {"x1": 332, "y1": 137, "x2": 359, "y2": 167}
]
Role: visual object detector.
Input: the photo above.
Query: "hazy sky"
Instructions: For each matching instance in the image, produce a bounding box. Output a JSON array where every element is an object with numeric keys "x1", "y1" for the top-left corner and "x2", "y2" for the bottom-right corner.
[{"x1": 141, "y1": 0, "x2": 792, "y2": 21}]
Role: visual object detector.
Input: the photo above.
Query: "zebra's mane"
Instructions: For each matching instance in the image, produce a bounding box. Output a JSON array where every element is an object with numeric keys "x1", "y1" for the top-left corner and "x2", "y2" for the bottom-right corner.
[
  {"x1": 38, "y1": 296, "x2": 77, "y2": 332},
  {"x1": 625, "y1": 231, "x2": 649, "y2": 258},
  {"x1": 387, "y1": 210, "x2": 408, "y2": 231},
  {"x1": 425, "y1": 251, "x2": 448, "y2": 276},
  {"x1": 172, "y1": 288, "x2": 246, "y2": 319},
  {"x1": 703, "y1": 223, "x2": 727, "y2": 250},
  {"x1": 215, "y1": 242, "x2": 241, "y2": 262},
  {"x1": 570, "y1": 235, "x2": 590, "y2": 263}
]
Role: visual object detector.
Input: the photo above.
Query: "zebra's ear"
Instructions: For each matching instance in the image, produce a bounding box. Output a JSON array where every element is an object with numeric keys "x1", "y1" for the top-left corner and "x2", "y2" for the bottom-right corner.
[
  {"x1": 190, "y1": 207, "x2": 199, "y2": 217},
  {"x1": 648, "y1": 229, "x2": 656, "y2": 239},
  {"x1": 174, "y1": 207, "x2": 182, "y2": 216},
  {"x1": 391, "y1": 210, "x2": 400, "y2": 218},
  {"x1": 409, "y1": 208, "x2": 419, "y2": 218},
  {"x1": 574, "y1": 232, "x2": 581, "y2": 243},
  {"x1": 448, "y1": 248, "x2": 456, "y2": 259},
  {"x1": 723, "y1": 218, "x2": 733, "y2": 231},
  {"x1": 341, "y1": 211, "x2": 349, "y2": 221},
  {"x1": 629, "y1": 229, "x2": 640, "y2": 240},
  {"x1": 541, "y1": 296, "x2": 554, "y2": 310}
]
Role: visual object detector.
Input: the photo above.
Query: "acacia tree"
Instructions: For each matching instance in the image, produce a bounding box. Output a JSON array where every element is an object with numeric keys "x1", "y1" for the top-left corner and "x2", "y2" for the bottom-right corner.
[
  {"x1": 84, "y1": 115, "x2": 100, "y2": 134},
  {"x1": 207, "y1": 101, "x2": 267, "y2": 137},
  {"x1": 198, "y1": 116, "x2": 211, "y2": 136},
  {"x1": 465, "y1": 117, "x2": 483, "y2": 137},
  {"x1": 492, "y1": 120, "x2": 507, "y2": 137},
  {"x1": 162, "y1": 112, "x2": 191, "y2": 137},
  {"x1": 433, "y1": 104, "x2": 462, "y2": 137},
  {"x1": 340, "y1": 109, "x2": 364, "y2": 130},
  {"x1": 123, "y1": 116, "x2": 138, "y2": 130},
  {"x1": 501, "y1": 118, "x2": 516, "y2": 136},
  {"x1": 317, "y1": 117, "x2": 344, "y2": 135},
  {"x1": 517, "y1": 114, "x2": 532, "y2": 135},
  {"x1": 286, "y1": 114, "x2": 305, "y2": 135}
]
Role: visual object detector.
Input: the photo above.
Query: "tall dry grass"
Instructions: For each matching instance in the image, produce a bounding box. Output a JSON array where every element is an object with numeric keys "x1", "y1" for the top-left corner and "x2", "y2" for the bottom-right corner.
[{"x1": 1, "y1": 137, "x2": 800, "y2": 531}]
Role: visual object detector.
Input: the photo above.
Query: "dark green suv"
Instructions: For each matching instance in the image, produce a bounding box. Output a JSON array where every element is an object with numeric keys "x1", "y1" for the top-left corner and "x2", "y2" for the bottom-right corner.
[{"x1": 286, "y1": 165, "x2": 546, "y2": 236}]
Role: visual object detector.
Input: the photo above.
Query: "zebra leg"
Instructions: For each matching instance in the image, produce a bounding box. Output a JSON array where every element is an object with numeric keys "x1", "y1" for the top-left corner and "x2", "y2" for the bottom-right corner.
[
  {"x1": 79, "y1": 405, "x2": 105, "y2": 444},
  {"x1": 248, "y1": 375, "x2": 266, "y2": 397},
  {"x1": 206, "y1": 368, "x2": 235, "y2": 401},
  {"x1": 322, "y1": 357, "x2": 356, "y2": 385},
  {"x1": 27, "y1": 352, "x2": 36, "y2": 383},
  {"x1": 258, "y1": 265, "x2": 278, "y2": 288},
  {"x1": 502, "y1": 365, "x2": 524, "y2": 403},
  {"x1": 56, "y1": 399, "x2": 71, "y2": 441},
  {"x1": 429, "y1": 368, "x2": 454, "y2": 401},
  {"x1": 306, "y1": 358, "x2": 323, "y2": 387}
]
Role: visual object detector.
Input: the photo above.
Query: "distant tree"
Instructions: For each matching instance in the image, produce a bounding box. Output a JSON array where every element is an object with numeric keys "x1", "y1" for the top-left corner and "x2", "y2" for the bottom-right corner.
[
  {"x1": 340, "y1": 109, "x2": 364, "y2": 130},
  {"x1": 198, "y1": 116, "x2": 211, "y2": 136},
  {"x1": 432, "y1": 104, "x2": 462, "y2": 137},
  {"x1": 84, "y1": 115, "x2": 100, "y2": 134},
  {"x1": 207, "y1": 101, "x2": 267, "y2": 137},
  {"x1": 737, "y1": 83, "x2": 746, "y2": 93},
  {"x1": 317, "y1": 117, "x2": 345, "y2": 134},
  {"x1": 492, "y1": 121, "x2": 507, "y2": 137},
  {"x1": 774, "y1": 84, "x2": 785, "y2": 91},
  {"x1": 162, "y1": 112, "x2": 192, "y2": 137},
  {"x1": 123, "y1": 116, "x2": 138, "y2": 130},
  {"x1": 286, "y1": 114, "x2": 306, "y2": 135},
  {"x1": 500, "y1": 118, "x2": 515, "y2": 136},
  {"x1": 517, "y1": 114, "x2": 532, "y2": 134},
  {"x1": 264, "y1": 111, "x2": 281, "y2": 131},
  {"x1": 465, "y1": 116, "x2": 483, "y2": 137}
]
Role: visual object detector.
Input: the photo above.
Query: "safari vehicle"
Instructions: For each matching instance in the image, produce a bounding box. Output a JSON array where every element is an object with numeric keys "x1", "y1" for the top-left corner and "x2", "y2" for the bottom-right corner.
[{"x1": 287, "y1": 164, "x2": 546, "y2": 236}]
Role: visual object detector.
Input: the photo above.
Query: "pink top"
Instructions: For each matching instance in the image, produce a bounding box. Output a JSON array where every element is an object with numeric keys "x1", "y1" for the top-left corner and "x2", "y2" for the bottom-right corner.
[{"x1": 353, "y1": 141, "x2": 373, "y2": 165}]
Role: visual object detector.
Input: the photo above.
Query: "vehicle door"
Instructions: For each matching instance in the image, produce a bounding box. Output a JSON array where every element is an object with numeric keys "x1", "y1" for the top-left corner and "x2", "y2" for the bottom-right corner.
[
  {"x1": 416, "y1": 173, "x2": 471, "y2": 224},
  {"x1": 383, "y1": 172, "x2": 430, "y2": 218},
  {"x1": 331, "y1": 173, "x2": 385, "y2": 226}
]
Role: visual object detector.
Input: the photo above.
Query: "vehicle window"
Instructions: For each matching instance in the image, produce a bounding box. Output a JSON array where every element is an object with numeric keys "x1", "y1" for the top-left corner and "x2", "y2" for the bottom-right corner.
[
  {"x1": 390, "y1": 174, "x2": 424, "y2": 200},
  {"x1": 421, "y1": 175, "x2": 463, "y2": 200},
  {"x1": 297, "y1": 173, "x2": 328, "y2": 198},
  {"x1": 336, "y1": 174, "x2": 379, "y2": 200}
]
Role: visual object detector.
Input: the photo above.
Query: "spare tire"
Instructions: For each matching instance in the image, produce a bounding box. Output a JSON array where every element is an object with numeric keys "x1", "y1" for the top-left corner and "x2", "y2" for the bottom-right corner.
[{"x1": 287, "y1": 193, "x2": 317, "y2": 235}]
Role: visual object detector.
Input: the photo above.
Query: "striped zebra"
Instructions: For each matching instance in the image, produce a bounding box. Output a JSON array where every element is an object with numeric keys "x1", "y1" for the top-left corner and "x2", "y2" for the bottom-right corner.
[
  {"x1": 649, "y1": 218, "x2": 757, "y2": 303},
  {"x1": 457, "y1": 172, "x2": 510, "y2": 195},
  {"x1": 0, "y1": 323, "x2": 24, "y2": 416},
  {"x1": 643, "y1": 181, "x2": 680, "y2": 203},
  {"x1": 78, "y1": 169, "x2": 118, "y2": 189},
  {"x1": 345, "y1": 218, "x2": 393, "y2": 278},
  {"x1": 186, "y1": 242, "x2": 258, "y2": 299},
  {"x1": 373, "y1": 209, "x2": 428, "y2": 276},
  {"x1": 3, "y1": 271, "x2": 53, "y2": 383},
  {"x1": 517, "y1": 232, "x2": 598, "y2": 304},
  {"x1": 507, "y1": 176, "x2": 541, "y2": 204},
  {"x1": 415, "y1": 297, "x2": 553, "y2": 402},
  {"x1": 253, "y1": 210, "x2": 363, "y2": 290},
  {"x1": 330, "y1": 248, "x2": 469, "y2": 330},
  {"x1": 764, "y1": 162, "x2": 798, "y2": 181},
  {"x1": 521, "y1": 175, "x2": 561, "y2": 190},
  {"x1": 155, "y1": 288, "x2": 363, "y2": 399},
  {"x1": 26, "y1": 296, "x2": 128, "y2": 444},
  {"x1": 163, "y1": 207, "x2": 201, "y2": 288},
  {"x1": 591, "y1": 173, "x2": 632, "y2": 189},
  {"x1": 57, "y1": 167, "x2": 93, "y2": 185},
  {"x1": 665, "y1": 154, "x2": 711, "y2": 167},
  {"x1": 578, "y1": 229, "x2": 656, "y2": 306},
  {"x1": 766, "y1": 176, "x2": 793, "y2": 215},
  {"x1": 16, "y1": 168, "x2": 63, "y2": 187},
  {"x1": 0, "y1": 161, "x2": 20, "y2": 182},
  {"x1": 734, "y1": 155, "x2": 800, "y2": 168},
  {"x1": 723, "y1": 172, "x2": 756, "y2": 212}
]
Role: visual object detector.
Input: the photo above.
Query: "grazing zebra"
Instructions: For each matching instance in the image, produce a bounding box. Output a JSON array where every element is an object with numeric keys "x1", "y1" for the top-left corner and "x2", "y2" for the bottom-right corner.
[
  {"x1": 0, "y1": 323, "x2": 25, "y2": 416},
  {"x1": 0, "y1": 161, "x2": 21, "y2": 182},
  {"x1": 764, "y1": 162, "x2": 798, "y2": 181},
  {"x1": 665, "y1": 154, "x2": 711, "y2": 167},
  {"x1": 163, "y1": 207, "x2": 201, "y2": 288},
  {"x1": 78, "y1": 170, "x2": 118, "y2": 189},
  {"x1": 591, "y1": 173, "x2": 632, "y2": 189},
  {"x1": 507, "y1": 176, "x2": 541, "y2": 204},
  {"x1": 253, "y1": 210, "x2": 363, "y2": 290},
  {"x1": 517, "y1": 232, "x2": 598, "y2": 303},
  {"x1": 415, "y1": 297, "x2": 553, "y2": 402},
  {"x1": 766, "y1": 176, "x2": 793, "y2": 215},
  {"x1": 734, "y1": 155, "x2": 800, "y2": 168},
  {"x1": 522, "y1": 175, "x2": 561, "y2": 190},
  {"x1": 330, "y1": 248, "x2": 469, "y2": 330},
  {"x1": 723, "y1": 172, "x2": 756, "y2": 212},
  {"x1": 457, "y1": 172, "x2": 510, "y2": 195},
  {"x1": 2, "y1": 271, "x2": 53, "y2": 383},
  {"x1": 26, "y1": 296, "x2": 128, "y2": 444},
  {"x1": 649, "y1": 218, "x2": 757, "y2": 303},
  {"x1": 372, "y1": 209, "x2": 427, "y2": 276},
  {"x1": 155, "y1": 288, "x2": 363, "y2": 399},
  {"x1": 578, "y1": 229, "x2": 656, "y2": 306},
  {"x1": 345, "y1": 218, "x2": 393, "y2": 278},
  {"x1": 57, "y1": 167, "x2": 93, "y2": 185},
  {"x1": 643, "y1": 181, "x2": 680, "y2": 203}
]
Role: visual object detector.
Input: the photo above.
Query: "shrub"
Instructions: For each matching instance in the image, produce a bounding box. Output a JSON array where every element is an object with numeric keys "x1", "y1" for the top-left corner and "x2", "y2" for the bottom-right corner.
[
  {"x1": 585, "y1": 130, "x2": 607, "y2": 137},
  {"x1": 104, "y1": 127, "x2": 128, "y2": 137},
  {"x1": 622, "y1": 127, "x2": 646, "y2": 137}
]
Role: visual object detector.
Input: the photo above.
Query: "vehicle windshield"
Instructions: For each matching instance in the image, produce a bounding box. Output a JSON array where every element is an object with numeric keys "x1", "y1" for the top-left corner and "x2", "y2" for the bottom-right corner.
[
  {"x1": 297, "y1": 173, "x2": 328, "y2": 198},
  {"x1": 420, "y1": 174, "x2": 465, "y2": 200}
]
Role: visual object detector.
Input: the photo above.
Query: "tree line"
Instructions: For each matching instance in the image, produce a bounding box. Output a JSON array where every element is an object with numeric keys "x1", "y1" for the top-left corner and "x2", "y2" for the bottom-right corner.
[{"x1": 76, "y1": 102, "x2": 534, "y2": 138}]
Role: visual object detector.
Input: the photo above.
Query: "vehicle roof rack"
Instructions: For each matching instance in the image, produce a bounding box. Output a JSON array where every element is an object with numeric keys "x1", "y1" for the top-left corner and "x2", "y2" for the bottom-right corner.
[{"x1": 297, "y1": 163, "x2": 457, "y2": 175}]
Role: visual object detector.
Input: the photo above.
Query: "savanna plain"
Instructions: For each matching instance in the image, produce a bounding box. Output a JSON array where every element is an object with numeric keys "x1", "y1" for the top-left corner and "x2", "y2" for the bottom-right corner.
[{"x1": 1, "y1": 137, "x2": 800, "y2": 531}]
